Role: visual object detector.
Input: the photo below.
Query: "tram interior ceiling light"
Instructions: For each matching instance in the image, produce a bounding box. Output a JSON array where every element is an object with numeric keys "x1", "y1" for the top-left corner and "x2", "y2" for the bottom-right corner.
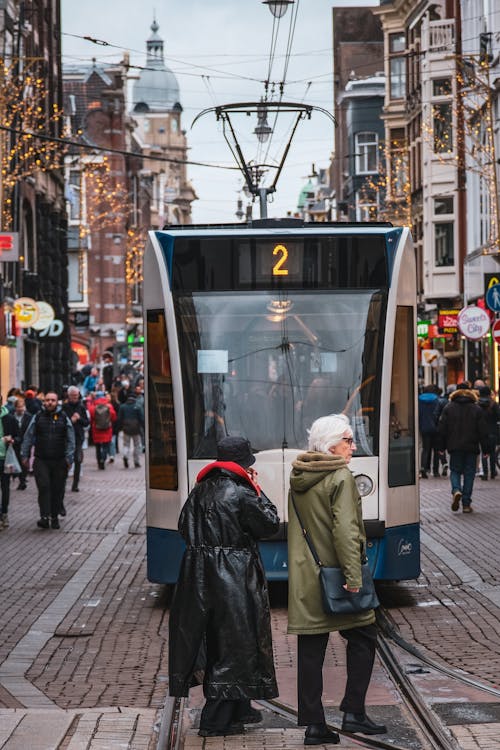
[{"x1": 263, "y1": 0, "x2": 294, "y2": 18}]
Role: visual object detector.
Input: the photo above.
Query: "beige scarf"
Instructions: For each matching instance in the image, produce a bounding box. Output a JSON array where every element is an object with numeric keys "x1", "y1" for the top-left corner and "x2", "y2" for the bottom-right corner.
[{"x1": 292, "y1": 451, "x2": 347, "y2": 473}]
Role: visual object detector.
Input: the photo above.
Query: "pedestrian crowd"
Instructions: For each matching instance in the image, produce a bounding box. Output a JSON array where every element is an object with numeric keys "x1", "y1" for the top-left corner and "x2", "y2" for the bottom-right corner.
[
  {"x1": 0, "y1": 365, "x2": 145, "y2": 532},
  {"x1": 418, "y1": 377, "x2": 500, "y2": 513}
]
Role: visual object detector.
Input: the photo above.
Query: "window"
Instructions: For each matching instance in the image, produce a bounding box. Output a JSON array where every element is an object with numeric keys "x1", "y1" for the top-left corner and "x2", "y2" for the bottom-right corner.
[
  {"x1": 146, "y1": 310, "x2": 178, "y2": 490},
  {"x1": 68, "y1": 252, "x2": 84, "y2": 303},
  {"x1": 433, "y1": 78, "x2": 452, "y2": 96},
  {"x1": 355, "y1": 132, "x2": 378, "y2": 174},
  {"x1": 389, "y1": 33, "x2": 406, "y2": 99},
  {"x1": 67, "y1": 170, "x2": 81, "y2": 221},
  {"x1": 434, "y1": 222, "x2": 454, "y2": 267},
  {"x1": 388, "y1": 306, "x2": 415, "y2": 487},
  {"x1": 434, "y1": 196, "x2": 453, "y2": 214},
  {"x1": 355, "y1": 190, "x2": 378, "y2": 221},
  {"x1": 433, "y1": 102, "x2": 453, "y2": 153}
]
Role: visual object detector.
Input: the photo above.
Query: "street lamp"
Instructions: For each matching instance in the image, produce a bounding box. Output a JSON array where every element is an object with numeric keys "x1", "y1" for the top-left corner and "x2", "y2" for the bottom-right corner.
[
  {"x1": 262, "y1": 0, "x2": 294, "y2": 18},
  {"x1": 254, "y1": 101, "x2": 273, "y2": 143}
]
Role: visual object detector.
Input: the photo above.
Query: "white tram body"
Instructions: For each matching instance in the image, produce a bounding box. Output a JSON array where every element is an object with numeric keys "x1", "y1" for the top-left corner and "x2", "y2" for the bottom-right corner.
[{"x1": 143, "y1": 220, "x2": 420, "y2": 582}]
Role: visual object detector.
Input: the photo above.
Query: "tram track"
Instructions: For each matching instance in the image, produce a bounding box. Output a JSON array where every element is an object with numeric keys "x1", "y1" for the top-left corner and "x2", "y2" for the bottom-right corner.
[{"x1": 157, "y1": 602, "x2": 500, "y2": 749}]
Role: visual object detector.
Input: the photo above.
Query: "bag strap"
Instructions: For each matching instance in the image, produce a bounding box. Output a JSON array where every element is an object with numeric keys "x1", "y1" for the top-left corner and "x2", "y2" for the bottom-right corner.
[
  {"x1": 289, "y1": 490, "x2": 323, "y2": 567},
  {"x1": 290, "y1": 489, "x2": 367, "y2": 568}
]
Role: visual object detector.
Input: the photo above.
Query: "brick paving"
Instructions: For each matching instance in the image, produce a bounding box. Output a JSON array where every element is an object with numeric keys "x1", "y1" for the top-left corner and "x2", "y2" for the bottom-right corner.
[{"x1": 1, "y1": 457, "x2": 500, "y2": 748}]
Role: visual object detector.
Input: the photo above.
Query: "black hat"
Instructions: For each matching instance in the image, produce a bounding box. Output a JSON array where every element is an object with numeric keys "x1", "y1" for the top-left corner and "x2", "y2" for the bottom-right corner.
[
  {"x1": 217, "y1": 436, "x2": 255, "y2": 468},
  {"x1": 478, "y1": 386, "x2": 491, "y2": 397}
]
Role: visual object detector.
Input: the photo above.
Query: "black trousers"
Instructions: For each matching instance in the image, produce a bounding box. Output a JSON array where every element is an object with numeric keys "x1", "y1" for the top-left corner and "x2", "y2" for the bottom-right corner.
[
  {"x1": 72, "y1": 446, "x2": 84, "y2": 489},
  {"x1": 297, "y1": 624, "x2": 377, "y2": 725},
  {"x1": 199, "y1": 698, "x2": 251, "y2": 732},
  {"x1": 0, "y1": 467, "x2": 10, "y2": 514},
  {"x1": 33, "y1": 457, "x2": 68, "y2": 519}
]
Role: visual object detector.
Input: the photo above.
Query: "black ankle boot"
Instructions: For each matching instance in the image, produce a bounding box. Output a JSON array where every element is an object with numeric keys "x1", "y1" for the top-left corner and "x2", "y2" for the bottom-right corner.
[
  {"x1": 342, "y1": 712, "x2": 387, "y2": 735},
  {"x1": 304, "y1": 723, "x2": 340, "y2": 745}
]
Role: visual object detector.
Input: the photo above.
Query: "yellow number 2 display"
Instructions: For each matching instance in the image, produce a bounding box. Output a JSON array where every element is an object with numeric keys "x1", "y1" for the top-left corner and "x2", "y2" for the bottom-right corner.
[{"x1": 273, "y1": 244, "x2": 289, "y2": 276}]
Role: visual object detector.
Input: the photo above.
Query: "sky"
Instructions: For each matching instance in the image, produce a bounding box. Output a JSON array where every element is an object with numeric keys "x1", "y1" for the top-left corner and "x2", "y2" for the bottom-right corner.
[{"x1": 61, "y1": 1, "x2": 378, "y2": 224}]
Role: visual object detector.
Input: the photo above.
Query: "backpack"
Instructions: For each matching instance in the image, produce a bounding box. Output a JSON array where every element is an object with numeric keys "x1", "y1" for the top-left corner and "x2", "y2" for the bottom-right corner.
[{"x1": 94, "y1": 402, "x2": 111, "y2": 430}]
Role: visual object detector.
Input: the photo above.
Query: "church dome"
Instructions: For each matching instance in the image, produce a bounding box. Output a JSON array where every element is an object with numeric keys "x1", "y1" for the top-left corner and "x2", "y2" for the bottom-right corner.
[{"x1": 132, "y1": 20, "x2": 180, "y2": 113}]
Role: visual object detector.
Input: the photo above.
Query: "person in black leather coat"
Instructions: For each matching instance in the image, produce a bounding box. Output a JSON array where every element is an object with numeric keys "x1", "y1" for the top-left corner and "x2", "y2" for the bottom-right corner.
[{"x1": 168, "y1": 436, "x2": 279, "y2": 738}]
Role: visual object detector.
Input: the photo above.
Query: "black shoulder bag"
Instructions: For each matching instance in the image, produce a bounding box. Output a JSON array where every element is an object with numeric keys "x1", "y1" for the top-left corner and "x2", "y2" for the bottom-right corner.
[{"x1": 290, "y1": 491, "x2": 379, "y2": 615}]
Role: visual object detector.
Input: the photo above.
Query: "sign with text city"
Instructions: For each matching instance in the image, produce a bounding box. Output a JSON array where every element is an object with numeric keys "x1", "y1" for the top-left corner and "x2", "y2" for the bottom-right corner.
[{"x1": 457, "y1": 305, "x2": 490, "y2": 340}]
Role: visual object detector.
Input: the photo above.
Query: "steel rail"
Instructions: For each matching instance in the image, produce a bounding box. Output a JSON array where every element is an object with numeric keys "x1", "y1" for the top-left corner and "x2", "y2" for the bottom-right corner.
[
  {"x1": 376, "y1": 631, "x2": 460, "y2": 750},
  {"x1": 377, "y1": 607, "x2": 500, "y2": 698},
  {"x1": 156, "y1": 696, "x2": 184, "y2": 750},
  {"x1": 258, "y1": 698, "x2": 422, "y2": 750}
]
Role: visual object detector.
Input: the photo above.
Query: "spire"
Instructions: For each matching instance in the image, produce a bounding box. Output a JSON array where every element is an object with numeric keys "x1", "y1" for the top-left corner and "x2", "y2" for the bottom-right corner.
[{"x1": 147, "y1": 18, "x2": 164, "y2": 67}]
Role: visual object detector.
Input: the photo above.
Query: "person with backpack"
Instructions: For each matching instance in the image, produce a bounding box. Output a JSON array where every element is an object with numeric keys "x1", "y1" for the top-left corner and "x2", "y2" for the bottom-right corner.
[
  {"x1": 88, "y1": 392, "x2": 116, "y2": 470},
  {"x1": 21, "y1": 391, "x2": 75, "y2": 529},
  {"x1": 117, "y1": 394, "x2": 144, "y2": 468},
  {"x1": 62, "y1": 386, "x2": 90, "y2": 491}
]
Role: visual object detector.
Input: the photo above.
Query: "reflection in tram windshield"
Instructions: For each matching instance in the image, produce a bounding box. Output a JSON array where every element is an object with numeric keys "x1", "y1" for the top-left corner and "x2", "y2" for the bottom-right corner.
[{"x1": 174, "y1": 290, "x2": 386, "y2": 458}]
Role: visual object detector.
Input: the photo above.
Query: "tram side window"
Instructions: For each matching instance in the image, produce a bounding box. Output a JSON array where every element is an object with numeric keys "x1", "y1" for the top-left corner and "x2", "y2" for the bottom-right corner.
[
  {"x1": 388, "y1": 306, "x2": 416, "y2": 487},
  {"x1": 146, "y1": 309, "x2": 178, "y2": 491}
]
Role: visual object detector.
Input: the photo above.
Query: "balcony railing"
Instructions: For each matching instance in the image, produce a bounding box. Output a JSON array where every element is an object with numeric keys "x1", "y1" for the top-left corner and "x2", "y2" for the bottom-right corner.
[{"x1": 426, "y1": 19, "x2": 455, "y2": 53}]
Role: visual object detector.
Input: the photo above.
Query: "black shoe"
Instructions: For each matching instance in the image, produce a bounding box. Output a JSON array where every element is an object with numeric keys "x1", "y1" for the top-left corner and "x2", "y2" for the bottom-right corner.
[
  {"x1": 37, "y1": 517, "x2": 49, "y2": 529},
  {"x1": 134, "y1": 462, "x2": 141, "y2": 468},
  {"x1": 420, "y1": 470, "x2": 428, "y2": 478},
  {"x1": 198, "y1": 723, "x2": 244, "y2": 737},
  {"x1": 304, "y1": 724, "x2": 340, "y2": 745},
  {"x1": 237, "y1": 707, "x2": 262, "y2": 724},
  {"x1": 342, "y1": 712, "x2": 387, "y2": 735},
  {"x1": 71, "y1": 486, "x2": 79, "y2": 492},
  {"x1": 60, "y1": 505, "x2": 66, "y2": 517},
  {"x1": 123, "y1": 457, "x2": 129, "y2": 468},
  {"x1": 17, "y1": 482, "x2": 27, "y2": 490},
  {"x1": 98, "y1": 461, "x2": 105, "y2": 470},
  {"x1": 481, "y1": 474, "x2": 488, "y2": 481},
  {"x1": 51, "y1": 517, "x2": 60, "y2": 529}
]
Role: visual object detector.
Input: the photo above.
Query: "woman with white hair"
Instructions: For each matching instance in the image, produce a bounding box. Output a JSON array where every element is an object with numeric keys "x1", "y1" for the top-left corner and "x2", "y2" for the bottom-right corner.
[{"x1": 288, "y1": 414, "x2": 386, "y2": 745}]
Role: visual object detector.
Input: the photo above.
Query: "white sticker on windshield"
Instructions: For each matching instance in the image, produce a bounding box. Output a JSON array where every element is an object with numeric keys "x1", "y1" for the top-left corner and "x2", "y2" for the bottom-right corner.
[{"x1": 197, "y1": 350, "x2": 228, "y2": 374}]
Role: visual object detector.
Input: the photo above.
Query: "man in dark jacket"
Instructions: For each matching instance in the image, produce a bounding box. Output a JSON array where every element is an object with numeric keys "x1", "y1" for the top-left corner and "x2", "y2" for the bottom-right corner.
[
  {"x1": 21, "y1": 392, "x2": 75, "y2": 529},
  {"x1": 116, "y1": 394, "x2": 144, "y2": 468},
  {"x1": 169, "y1": 436, "x2": 279, "y2": 738},
  {"x1": 477, "y1": 386, "x2": 500, "y2": 480},
  {"x1": 437, "y1": 383, "x2": 489, "y2": 513},
  {"x1": 62, "y1": 386, "x2": 90, "y2": 492},
  {"x1": 418, "y1": 385, "x2": 439, "y2": 478}
]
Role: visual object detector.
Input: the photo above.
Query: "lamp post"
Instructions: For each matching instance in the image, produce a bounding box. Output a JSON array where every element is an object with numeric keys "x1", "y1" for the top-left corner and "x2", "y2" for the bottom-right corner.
[{"x1": 262, "y1": 0, "x2": 294, "y2": 18}]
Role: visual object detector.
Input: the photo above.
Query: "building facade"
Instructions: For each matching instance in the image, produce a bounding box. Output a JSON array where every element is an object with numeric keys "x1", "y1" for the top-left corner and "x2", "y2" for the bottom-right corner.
[{"x1": 0, "y1": 0, "x2": 70, "y2": 394}]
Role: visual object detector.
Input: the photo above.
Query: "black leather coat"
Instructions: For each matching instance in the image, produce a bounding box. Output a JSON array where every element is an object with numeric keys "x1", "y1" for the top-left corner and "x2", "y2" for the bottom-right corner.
[{"x1": 168, "y1": 461, "x2": 280, "y2": 700}]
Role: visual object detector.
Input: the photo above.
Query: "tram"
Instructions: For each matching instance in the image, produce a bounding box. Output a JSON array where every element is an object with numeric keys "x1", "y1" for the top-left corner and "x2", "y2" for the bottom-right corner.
[{"x1": 143, "y1": 219, "x2": 420, "y2": 583}]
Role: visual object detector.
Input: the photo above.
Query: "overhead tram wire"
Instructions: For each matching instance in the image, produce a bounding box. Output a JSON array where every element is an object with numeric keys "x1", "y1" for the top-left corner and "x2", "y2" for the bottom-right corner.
[{"x1": 0, "y1": 124, "x2": 239, "y2": 172}]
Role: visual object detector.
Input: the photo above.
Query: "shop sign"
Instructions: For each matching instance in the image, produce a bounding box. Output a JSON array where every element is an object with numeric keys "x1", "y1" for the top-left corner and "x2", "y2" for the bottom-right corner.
[
  {"x1": 438, "y1": 309, "x2": 459, "y2": 334},
  {"x1": 457, "y1": 305, "x2": 490, "y2": 340},
  {"x1": 74, "y1": 310, "x2": 90, "y2": 328},
  {"x1": 38, "y1": 319, "x2": 64, "y2": 338},
  {"x1": 417, "y1": 320, "x2": 430, "y2": 337},
  {"x1": 13, "y1": 297, "x2": 40, "y2": 328},
  {"x1": 130, "y1": 346, "x2": 144, "y2": 361},
  {"x1": 421, "y1": 349, "x2": 440, "y2": 366},
  {"x1": 0, "y1": 232, "x2": 19, "y2": 261},
  {"x1": 31, "y1": 301, "x2": 55, "y2": 331}
]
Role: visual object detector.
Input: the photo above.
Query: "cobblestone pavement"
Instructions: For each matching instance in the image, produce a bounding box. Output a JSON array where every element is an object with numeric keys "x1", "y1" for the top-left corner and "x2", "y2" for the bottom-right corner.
[{"x1": 1, "y1": 458, "x2": 500, "y2": 748}]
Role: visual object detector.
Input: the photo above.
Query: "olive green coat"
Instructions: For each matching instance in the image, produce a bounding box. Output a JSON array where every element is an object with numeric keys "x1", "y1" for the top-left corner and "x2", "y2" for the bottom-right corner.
[{"x1": 287, "y1": 451, "x2": 376, "y2": 634}]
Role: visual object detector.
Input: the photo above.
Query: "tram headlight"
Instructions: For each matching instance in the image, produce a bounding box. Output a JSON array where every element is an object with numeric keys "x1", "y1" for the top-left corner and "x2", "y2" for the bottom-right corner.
[{"x1": 354, "y1": 474, "x2": 374, "y2": 497}]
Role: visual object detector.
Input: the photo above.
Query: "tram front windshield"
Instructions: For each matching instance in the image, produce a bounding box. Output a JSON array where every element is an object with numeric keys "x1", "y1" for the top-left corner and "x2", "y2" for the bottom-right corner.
[{"x1": 174, "y1": 290, "x2": 386, "y2": 458}]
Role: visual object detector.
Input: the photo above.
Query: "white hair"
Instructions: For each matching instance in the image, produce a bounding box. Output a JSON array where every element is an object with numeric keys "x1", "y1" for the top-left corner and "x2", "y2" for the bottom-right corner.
[
  {"x1": 67, "y1": 386, "x2": 80, "y2": 396},
  {"x1": 307, "y1": 414, "x2": 352, "y2": 453}
]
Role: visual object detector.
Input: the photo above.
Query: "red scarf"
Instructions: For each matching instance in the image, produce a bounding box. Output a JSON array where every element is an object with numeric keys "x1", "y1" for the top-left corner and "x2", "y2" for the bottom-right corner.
[{"x1": 196, "y1": 460, "x2": 260, "y2": 496}]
